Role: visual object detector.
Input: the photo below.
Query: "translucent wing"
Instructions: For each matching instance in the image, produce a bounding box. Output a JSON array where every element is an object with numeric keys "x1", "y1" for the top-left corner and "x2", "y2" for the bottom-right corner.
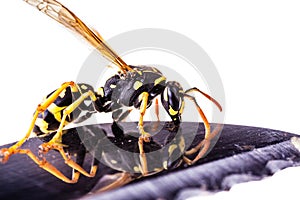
[{"x1": 24, "y1": 0, "x2": 132, "y2": 73}]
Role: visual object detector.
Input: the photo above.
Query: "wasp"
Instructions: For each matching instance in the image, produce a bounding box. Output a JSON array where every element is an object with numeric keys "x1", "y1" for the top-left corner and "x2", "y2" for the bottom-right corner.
[{"x1": 0, "y1": 0, "x2": 222, "y2": 187}]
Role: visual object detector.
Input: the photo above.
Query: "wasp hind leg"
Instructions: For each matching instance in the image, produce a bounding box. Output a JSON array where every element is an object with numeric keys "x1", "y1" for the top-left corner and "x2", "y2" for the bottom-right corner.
[
  {"x1": 0, "y1": 82, "x2": 98, "y2": 182},
  {"x1": 15, "y1": 148, "x2": 80, "y2": 183},
  {"x1": 0, "y1": 81, "x2": 75, "y2": 163},
  {"x1": 8, "y1": 145, "x2": 99, "y2": 183},
  {"x1": 38, "y1": 90, "x2": 99, "y2": 178}
]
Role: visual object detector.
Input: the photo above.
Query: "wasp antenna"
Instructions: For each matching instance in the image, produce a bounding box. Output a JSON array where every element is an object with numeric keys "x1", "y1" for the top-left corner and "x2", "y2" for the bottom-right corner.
[{"x1": 185, "y1": 88, "x2": 222, "y2": 112}]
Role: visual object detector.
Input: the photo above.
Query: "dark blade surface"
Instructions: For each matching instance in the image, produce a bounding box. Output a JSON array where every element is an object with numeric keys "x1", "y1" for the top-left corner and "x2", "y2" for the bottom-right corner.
[{"x1": 0, "y1": 122, "x2": 299, "y2": 200}]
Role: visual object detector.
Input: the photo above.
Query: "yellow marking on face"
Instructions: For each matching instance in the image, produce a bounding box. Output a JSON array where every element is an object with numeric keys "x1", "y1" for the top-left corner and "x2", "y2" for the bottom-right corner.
[
  {"x1": 111, "y1": 159, "x2": 117, "y2": 164},
  {"x1": 133, "y1": 81, "x2": 143, "y2": 90},
  {"x1": 80, "y1": 85, "x2": 88, "y2": 90},
  {"x1": 48, "y1": 103, "x2": 67, "y2": 122},
  {"x1": 110, "y1": 84, "x2": 116, "y2": 88},
  {"x1": 97, "y1": 87, "x2": 104, "y2": 97},
  {"x1": 169, "y1": 106, "x2": 178, "y2": 116},
  {"x1": 168, "y1": 144, "x2": 178, "y2": 156},
  {"x1": 59, "y1": 89, "x2": 66, "y2": 98},
  {"x1": 154, "y1": 76, "x2": 166, "y2": 86},
  {"x1": 179, "y1": 101, "x2": 185, "y2": 114},
  {"x1": 134, "y1": 166, "x2": 140, "y2": 172},
  {"x1": 136, "y1": 70, "x2": 142, "y2": 75}
]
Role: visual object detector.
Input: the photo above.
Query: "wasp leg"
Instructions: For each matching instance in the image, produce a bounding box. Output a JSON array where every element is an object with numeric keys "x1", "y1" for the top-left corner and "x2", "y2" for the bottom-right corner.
[
  {"x1": 150, "y1": 98, "x2": 161, "y2": 132},
  {"x1": 137, "y1": 92, "x2": 151, "y2": 175},
  {"x1": 93, "y1": 172, "x2": 133, "y2": 193},
  {"x1": 39, "y1": 90, "x2": 98, "y2": 178},
  {"x1": 155, "y1": 98, "x2": 160, "y2": 122},
  {"x1": 138, "y1": 92, "x2": 151, "y2": 140},
  {"x1": 182, "y1": 93, "x2": 213, "y2": 165},
  {"x1": 184, "y1": 124, "x2": 222, "y2": 156},
  {"x1": 10, "y1": 148, "x2": 79, "y2": 183},
  {"x1": 71, "y1": 146, "x2": 99, "y2": 182},
  {"x1": 71, "y1": 159, "x2": 98, "y2": 182},
  {"x1": 182, "y1": 88, "x2": 222, "y2": 165},
  {"x1": 0, "y1": 81, "x2": 75, "y2": 163}
]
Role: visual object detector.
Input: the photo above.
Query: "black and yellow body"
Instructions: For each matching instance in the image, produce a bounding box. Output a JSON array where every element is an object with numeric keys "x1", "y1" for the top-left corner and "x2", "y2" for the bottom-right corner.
[
  {"x1": 33, "y1": 65, "x2": 183, "y2": 136},
  {"x1": 33, "y1": 83, "x2": 95, "y2": 136},
  {"x1": 0, "y1": 0, "x2": 223, "y2": 192}
]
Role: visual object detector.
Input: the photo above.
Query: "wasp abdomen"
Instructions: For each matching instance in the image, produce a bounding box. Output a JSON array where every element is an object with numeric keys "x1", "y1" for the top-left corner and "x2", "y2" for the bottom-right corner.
[{"x1": 33, "y1": 83, "x2": 96, "y2": 136}]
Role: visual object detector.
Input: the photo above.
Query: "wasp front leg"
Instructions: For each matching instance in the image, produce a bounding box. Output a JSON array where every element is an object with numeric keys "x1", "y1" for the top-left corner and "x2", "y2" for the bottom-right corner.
[
  {"x1": 137, "y1": 92, "x2": 152, "y2": 175},
  {"x1": 138, "y1": 92, "x2": 152, "y2": 142},
  {"x1": 161, "y1": 82, "x2": 222, "y2": 165},
  {"x1": 183, "y1": 88, "x2": 222, "y2": 165}
]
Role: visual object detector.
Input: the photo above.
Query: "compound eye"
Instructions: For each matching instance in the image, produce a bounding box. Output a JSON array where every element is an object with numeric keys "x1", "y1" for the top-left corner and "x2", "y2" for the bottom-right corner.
[{"x1": 167, "y1": 87, "x2": 181, "y2": 111}]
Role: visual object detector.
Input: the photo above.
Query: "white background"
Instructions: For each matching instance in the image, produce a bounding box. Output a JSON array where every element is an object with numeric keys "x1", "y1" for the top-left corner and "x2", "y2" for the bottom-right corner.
[{"x1": 1, "y1": 0, "x2": 300, "y2": 199}]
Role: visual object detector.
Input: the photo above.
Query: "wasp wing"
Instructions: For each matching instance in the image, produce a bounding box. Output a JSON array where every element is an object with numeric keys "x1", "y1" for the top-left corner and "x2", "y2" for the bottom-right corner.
[{"x1": 24, "y1": 0, "x2": 131, "y2": 73}]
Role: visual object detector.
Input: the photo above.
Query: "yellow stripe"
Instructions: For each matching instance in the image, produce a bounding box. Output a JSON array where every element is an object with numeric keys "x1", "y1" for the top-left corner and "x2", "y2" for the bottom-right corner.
[
  {"x1": 111, "y1": 159, "x2": 117, "y2": 164},
  {"x1": 154, "y1": 76, "x2": 166, "y2": 86},
  {"x1": 179, "y1": 137, "x2": 185, "y2": 152},
  {"x1": 71, "y1": 85, "x2": 79, "y2": 93},
  {"x1": 35, "y1": 118, "x2": 50, "y2": 134},
  {"x1": 80, "y1": 84, "x2": 88, "y2": 90},
  {"x1": 97, "y1": 87, "x2": 104, "y2": 97},
  {"x1": 169, "y1": 106, "x2": 178, "y2": 116},
  {"x1": 59, "y1": 89, "x2": 67, "y2": 98},
  {"x1": 151, "y1": 67, "x2": 158, "y2": 72},
  {"x1": 133, "y1": 81, "x2": 143, "y2": 90},
  {"x1": 133, "y1": 166, "x2": 140, "y2": 172},
  {"x1": 168, "y1": 144, "x2": 178, "y2": 155},
  {"x1": 163, "y1": 161, "x2": 168, "y2": 169},
  {"x1": 48, "y1": 103, "x2": 67, "y2": 122}
]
